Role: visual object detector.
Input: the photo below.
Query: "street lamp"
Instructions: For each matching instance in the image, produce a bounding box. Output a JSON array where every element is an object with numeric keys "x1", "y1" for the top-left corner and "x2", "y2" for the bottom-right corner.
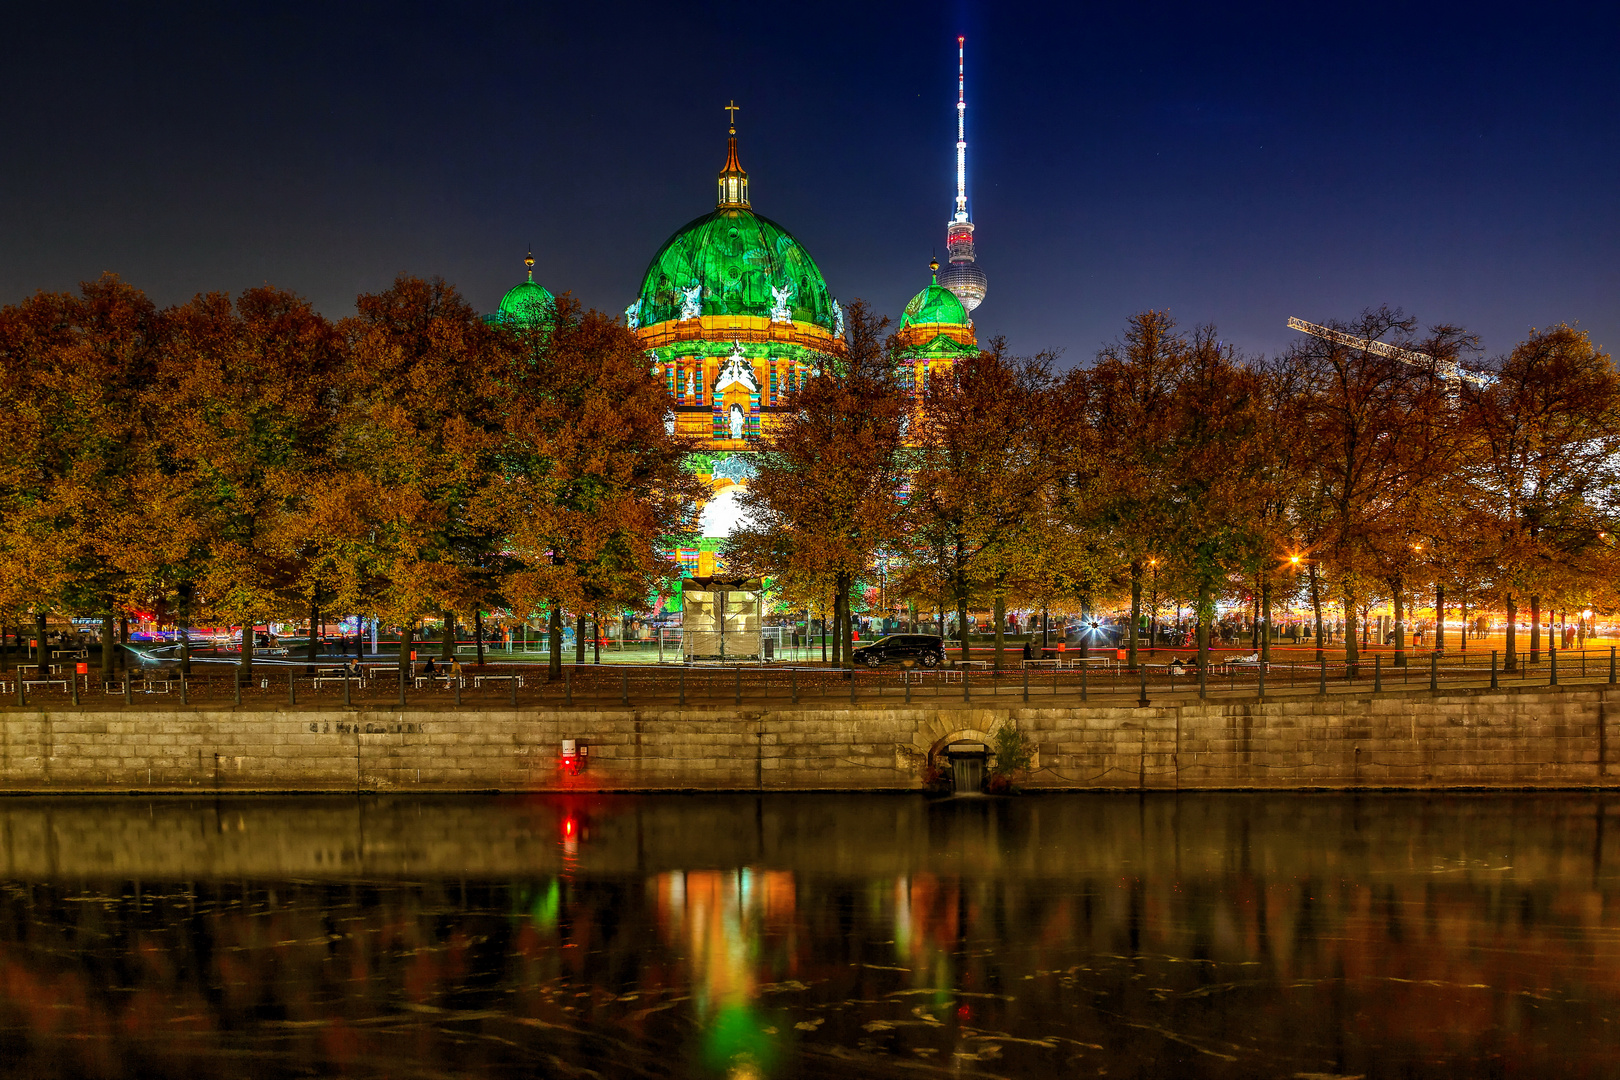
[{"x1": 1147, "y1": 558, "x2": 1160, "y2": 653}]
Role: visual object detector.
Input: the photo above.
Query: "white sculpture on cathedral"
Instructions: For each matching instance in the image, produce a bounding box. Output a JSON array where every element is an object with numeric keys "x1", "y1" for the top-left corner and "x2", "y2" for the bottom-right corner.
[
  {"x1": 713, "y1": 340, "x2": 760, "y2": 394},
  {"x1": 831, "y1": 299, "x2": 845, "y2": 337},
  {"x1": 625, "y1": 300, "x2": 640, "y2": 330},
  {"x1": 729, "y1": 403, "x2": 747, "y2": 440},
  {"x1": 679, "y1": 284, "x2": 703, "y2": 321},
  {"x1": 685, "y1": 369, "x2": 695, "y2": 400},
  {"x1": 769, "y1": 281, "x2": 795, "y2": 324}
]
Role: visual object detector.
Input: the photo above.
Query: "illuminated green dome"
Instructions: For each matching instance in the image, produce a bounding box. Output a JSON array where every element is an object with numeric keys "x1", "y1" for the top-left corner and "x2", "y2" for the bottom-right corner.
[
  {"x1": 633, "y1": 207, "x2": 838, "y2": 331},
  {"x1": 498, "y1": 279, "x2": 555, "y2": 326},
  {"x1": 901, "y1": 273, "x2": 969, "y2": 329}
]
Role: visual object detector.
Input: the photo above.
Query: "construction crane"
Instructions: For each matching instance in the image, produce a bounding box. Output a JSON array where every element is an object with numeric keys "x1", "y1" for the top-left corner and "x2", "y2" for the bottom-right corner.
[{"x1": 1287, "y1": 316, "x2": 1481, "y2": 386}]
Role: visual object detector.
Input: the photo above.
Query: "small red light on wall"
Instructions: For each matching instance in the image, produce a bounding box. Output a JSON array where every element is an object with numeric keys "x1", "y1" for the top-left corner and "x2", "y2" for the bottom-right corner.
[
  {"x1": 76, "y1": 663, "x2": 88, "y2": 674},
  {"x1": 562, "y1": 739, "x2": 581, "y2": 774}
]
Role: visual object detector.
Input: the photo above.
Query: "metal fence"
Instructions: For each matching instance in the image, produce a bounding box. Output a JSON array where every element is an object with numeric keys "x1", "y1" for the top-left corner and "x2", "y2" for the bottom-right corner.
[{"x1": 2, "y1": 646, "x2": 1615, "y2": 710}]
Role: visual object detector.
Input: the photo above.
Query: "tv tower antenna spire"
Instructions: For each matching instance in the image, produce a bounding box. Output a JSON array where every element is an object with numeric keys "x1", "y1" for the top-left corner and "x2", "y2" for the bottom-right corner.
[
  {"x1": 939, "y1": 34, "x2": 987, "y2": 313},
  {"x1": 954, "y1": 35, "x2": 968, "y2": 222}
]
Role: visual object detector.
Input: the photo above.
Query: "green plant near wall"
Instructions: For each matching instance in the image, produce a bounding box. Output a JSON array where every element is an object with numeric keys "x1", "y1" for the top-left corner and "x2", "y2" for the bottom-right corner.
[{"x1": 990, "y1": 724, "x2": 1034, "y2": 779}]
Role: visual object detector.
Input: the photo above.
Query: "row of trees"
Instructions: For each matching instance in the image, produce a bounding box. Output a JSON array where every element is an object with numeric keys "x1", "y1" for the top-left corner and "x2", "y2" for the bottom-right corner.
[
  {"x1": 730, "y1": 304, "x2": 1620, "y2": 675},
  {"x1": 0, "y1": 274, "x2": 703, "y2": 680},
  {"x1": 5, "y1": 275, "x2": 1615, "y2": 680}
]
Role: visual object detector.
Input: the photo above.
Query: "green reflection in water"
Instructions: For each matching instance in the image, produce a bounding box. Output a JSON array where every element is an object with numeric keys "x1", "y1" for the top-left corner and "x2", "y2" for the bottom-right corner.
[
  {"x1": 532, "y1": 878, "x2": 560, "y2": 931},
  {"x1": 702, "y1": 1001, "x2": 781, "y2": 1078}
]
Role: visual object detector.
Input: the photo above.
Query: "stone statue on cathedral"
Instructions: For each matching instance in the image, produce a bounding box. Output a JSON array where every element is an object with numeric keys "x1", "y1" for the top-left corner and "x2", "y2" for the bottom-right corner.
[{"x1": 679, "y1": 284, "x2": 703, "y2": 321}]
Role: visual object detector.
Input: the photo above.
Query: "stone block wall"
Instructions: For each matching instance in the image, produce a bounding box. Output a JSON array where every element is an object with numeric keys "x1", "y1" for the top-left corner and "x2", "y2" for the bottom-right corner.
[{"x1": 0, "y1": 682, "x2": 1611, "y2": 792}]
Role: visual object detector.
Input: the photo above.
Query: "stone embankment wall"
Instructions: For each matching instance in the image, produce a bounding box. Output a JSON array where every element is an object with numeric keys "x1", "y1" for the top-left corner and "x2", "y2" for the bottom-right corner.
[{"x1": 0, "y1": 682, "x2": 1611, "y2": 792}]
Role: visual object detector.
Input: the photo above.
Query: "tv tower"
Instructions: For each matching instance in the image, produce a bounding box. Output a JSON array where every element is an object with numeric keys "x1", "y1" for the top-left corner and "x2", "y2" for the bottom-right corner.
[{"x1": 938, "y1": 35, "x2": 987, "y2": 314}]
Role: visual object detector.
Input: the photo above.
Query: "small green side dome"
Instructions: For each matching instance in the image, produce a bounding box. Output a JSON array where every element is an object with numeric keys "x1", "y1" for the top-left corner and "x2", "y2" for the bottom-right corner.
[
  {"x1": 498, "y1": 279, "x2": 556, "y2": 326},
  {"x1": 633, "y1": 207, "x2": 837, "y2": 331},
  {"x1": 901, "y1": 281, "x2": 968, "y2": 329}
]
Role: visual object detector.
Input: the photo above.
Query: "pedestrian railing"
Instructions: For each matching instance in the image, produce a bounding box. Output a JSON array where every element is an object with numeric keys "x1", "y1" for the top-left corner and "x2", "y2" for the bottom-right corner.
[{"x1": 0, "y1": 647, "x2": 1613, "y2": 710}]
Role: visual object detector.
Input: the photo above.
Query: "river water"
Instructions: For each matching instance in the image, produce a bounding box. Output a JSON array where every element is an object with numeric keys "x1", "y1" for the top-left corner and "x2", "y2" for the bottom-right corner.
[{"x1": 0, "y1": 792, "x2": 1614, "y2": 1078}]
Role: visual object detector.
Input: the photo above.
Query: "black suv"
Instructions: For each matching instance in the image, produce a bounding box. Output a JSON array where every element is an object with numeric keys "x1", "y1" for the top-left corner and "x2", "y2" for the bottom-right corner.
[{"x1": 851, "y1": 634, "x2": 946, "y2": 669}]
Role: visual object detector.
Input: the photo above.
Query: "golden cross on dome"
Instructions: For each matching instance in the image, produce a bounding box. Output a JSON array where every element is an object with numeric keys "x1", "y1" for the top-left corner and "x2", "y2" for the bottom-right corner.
[{"x1": 725, "y1": 100, "x2": 740, "y2": 132}]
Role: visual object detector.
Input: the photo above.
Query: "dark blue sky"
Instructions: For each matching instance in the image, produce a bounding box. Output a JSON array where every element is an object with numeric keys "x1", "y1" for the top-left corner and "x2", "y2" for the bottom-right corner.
[{"x1": 3, "y1": 1, "x2": 1615, "y2": 364}]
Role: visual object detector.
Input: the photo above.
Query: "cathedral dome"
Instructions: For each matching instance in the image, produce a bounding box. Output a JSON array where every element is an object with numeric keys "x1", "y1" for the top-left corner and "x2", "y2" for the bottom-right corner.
[
  {"x1": 492, "y1": 252, "x2": 555, "y2": 327},
  {"x1": 901, "y1": 275, "x2": 969, "y2": 329},
  {"x1": 498, "y1": 279, "x2": 555, "y2": 325},
  {"x1": 632, "y1": 207, "x2": 838, "y2": 332}
]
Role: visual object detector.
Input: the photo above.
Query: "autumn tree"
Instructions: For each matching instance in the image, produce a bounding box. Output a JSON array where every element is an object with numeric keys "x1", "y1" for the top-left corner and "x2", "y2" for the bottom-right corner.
[
  {"x1": 340, "y1": 276, "x2": 511, "y2": 680},
  {"x1": 1087, "y1": 310, "x2": 1191, "y2": 668},
  {"x1": 1149, "y1": 330, "x2": 1276, "y2": 675},
  {"x1": 0, "y1": 274, "x2": 166, "y2": 677},
  {"x1": 477, "y1": 299, "x2": 703, "y2": 680},
  {"x1": 725, "y1": 299, "x2": 909, "y2": 669},
  {"x1": 1283, "y1": 307, "x2": 1466, "y2": 674},
  {"x1": 1456, "y1": 325, "x2": 1620, "y2": 669},
  {"x1": 155, "y1": 287, "x2": 347, "y2": 678},
  {"x1": 909, "y1": 341, "x2": 1074, "y2": 670}
]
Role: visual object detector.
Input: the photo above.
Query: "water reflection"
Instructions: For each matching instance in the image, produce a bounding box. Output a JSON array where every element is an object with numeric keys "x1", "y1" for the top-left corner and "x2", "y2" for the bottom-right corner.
[{"x1": 0, "y1": 793, "x2": 1614, "y2": 1077}]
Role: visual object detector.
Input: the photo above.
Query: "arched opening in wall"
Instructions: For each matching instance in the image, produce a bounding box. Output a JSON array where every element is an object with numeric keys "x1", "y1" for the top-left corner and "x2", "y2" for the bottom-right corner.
[{"x1": 928, "y1": 730, "x2": 994, "y2": 795}]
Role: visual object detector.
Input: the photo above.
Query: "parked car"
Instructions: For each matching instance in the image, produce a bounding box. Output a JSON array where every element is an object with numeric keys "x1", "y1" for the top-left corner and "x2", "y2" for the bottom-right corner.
[{"x1": 851, "y1": 634, "x2": 946, "y2": 669}]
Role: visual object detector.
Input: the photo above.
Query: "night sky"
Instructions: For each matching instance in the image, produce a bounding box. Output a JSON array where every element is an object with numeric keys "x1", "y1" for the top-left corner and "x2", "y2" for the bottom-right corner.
[{"x1": 3, "y1": 2, "x2": 1615, "y2": 365}]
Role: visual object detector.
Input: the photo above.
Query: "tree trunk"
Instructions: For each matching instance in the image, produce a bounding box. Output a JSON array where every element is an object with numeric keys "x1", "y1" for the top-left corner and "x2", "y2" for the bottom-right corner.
[
  {"x1": 355, "y1": 618, "x2": 365, "y2": 660},
  {"x1": 239, "y1": 618, "x2": 253, "y2": 681},
  {"x1": 1459, "y1": 592, "x2": 1467, "y2": 653},
  {"x1": 993, "y1": 592, "x2": 1006, "y2": 673},
  {"x1": 956, "y1": 589, "x2": 970, "y2": 668},
  {"x1": 1342, "y1": 586, "x2": 1359, "y2": 677},
  {"x1": 820, "y1": 607, "x2": 827, "y2": 664},
  {"x1": 1505, "y1": 595, "x2": 1518, "y2": 671},
  {"x1": 398, "y1": 621, "x2": 413, "y2": 679},
  {"x1": 1250, "y1": 579, "x2": 1261, "y2": 650},
  {"x1": 475, "y1": 610, "x2": 487, "y2": 666},
  {"x1": 840, "y1": 573, "x2": 855, "y2": 669},
  {"x1": 574, "y1": 615, "x2": 586, "y2": 665},
  {"x1": 178, "y1": 584, "x2": 193, "y2": 675},
  {"x1": 102, "y1": 609, "x2": 116, "y2": 680},
  {"x1": 591, "y1": 612, "x2": 599, "y2": 664},
  {"x1": 549, "y1": 607, "x2": 563, "y2": 679},
  {"x1": 1435, "y1": 584, "x2": 1445, "y2": 654},
  {"x1": 829, "y1": 595, "x2": 841, "y2": 667},
  {"x1": 1309, "y1": 562, "x2": 1325, "y2": 662},
  {"x1": 1196, "y1": 578, "x2": 1213, "y2": 675},
  {"x1": 1042, "y1": 608, "x2": 1049, "y2": 650},
  {"x1": 1392, "y1": 582, "x2": 1406, "y2": 667},
  {"x1": 1529, "y1": 595, "x2": 1541, "y2": 663},
  {"x1": 307, "y1": 597, "x2": 320, "y2": 673},
  {"x1": 442, "y1": 610, "x2": 455, "y2": 660},
  {"x1": 1127, "y1": 561, "x2": 1142, "y2": 669},
  {"x1": 1260, "y1": 576, "x2": 1272, "y2": 664}
]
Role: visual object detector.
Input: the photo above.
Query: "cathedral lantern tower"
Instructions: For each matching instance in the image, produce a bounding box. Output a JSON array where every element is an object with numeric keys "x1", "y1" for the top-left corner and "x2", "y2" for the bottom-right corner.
[
  {"x1": 895, "y1": 258, "x2": 978, "y2": 397},
  {"x1": 937, "y1": 36, "x2": 987, "y2": 314},
  {"x1": 629, "y1": 104, "x2": 845, "y2": 544}
]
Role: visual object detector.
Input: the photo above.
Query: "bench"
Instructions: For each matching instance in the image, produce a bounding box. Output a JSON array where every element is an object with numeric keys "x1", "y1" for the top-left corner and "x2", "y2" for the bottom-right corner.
[
  {"x1": 23, "y1": 679, "x2": 68, "y2": 691},
  {"x1": 413, "y1": 675, "x2": 465, "y2": 689},
  {"x1": 473, "y1": 674, "x2": 524, "y2": 689}
]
